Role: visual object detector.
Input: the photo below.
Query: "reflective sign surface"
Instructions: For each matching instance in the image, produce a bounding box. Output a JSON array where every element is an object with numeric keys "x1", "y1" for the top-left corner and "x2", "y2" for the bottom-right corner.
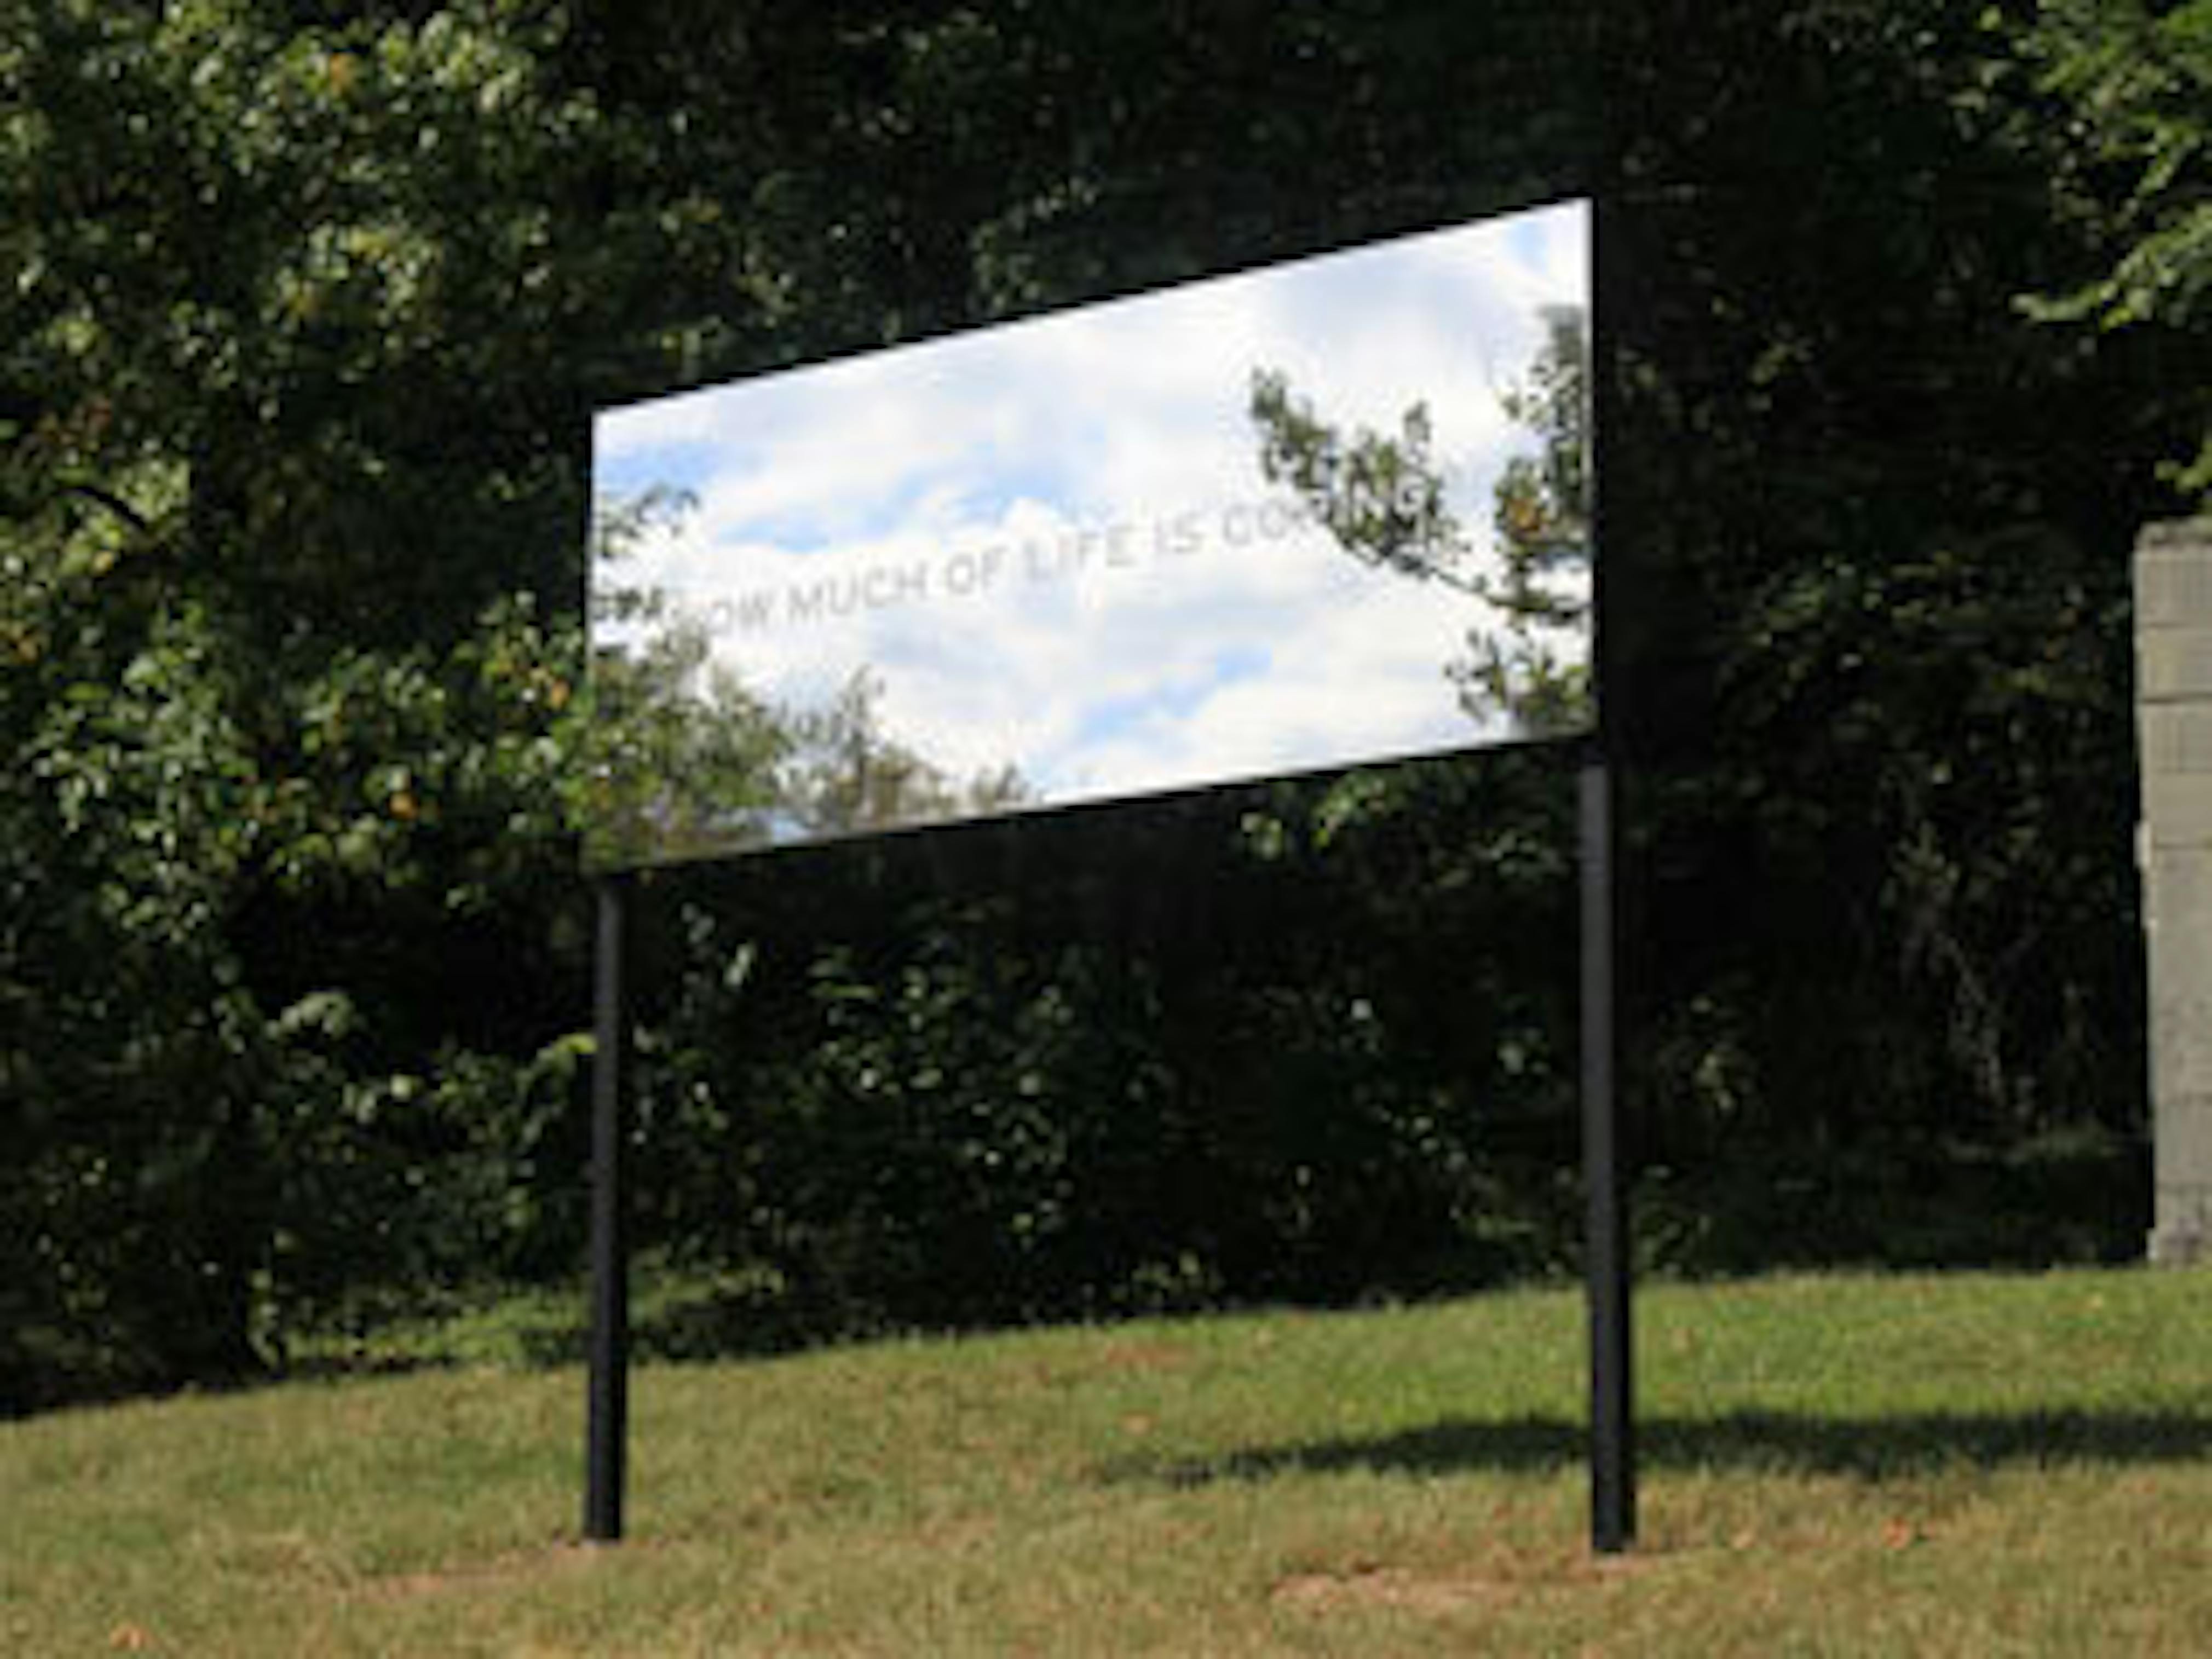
[{"x1": 589, "y1": 198, "x2": 1589, "y2": 865}]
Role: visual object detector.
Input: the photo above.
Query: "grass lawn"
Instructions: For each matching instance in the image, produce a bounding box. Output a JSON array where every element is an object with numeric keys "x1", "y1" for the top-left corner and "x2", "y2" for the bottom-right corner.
[{"x1": 3, "y1": 1267, "x2": 2208, "y2": 1655}]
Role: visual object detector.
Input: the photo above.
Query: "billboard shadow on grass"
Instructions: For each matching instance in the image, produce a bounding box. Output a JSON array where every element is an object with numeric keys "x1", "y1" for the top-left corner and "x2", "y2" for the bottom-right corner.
[{"x1": 1117, "y1": 1407, "x2": 2212, "y2": 1485}]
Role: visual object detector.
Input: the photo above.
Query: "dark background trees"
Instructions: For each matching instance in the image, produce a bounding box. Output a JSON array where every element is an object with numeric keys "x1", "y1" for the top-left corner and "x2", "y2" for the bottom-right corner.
[{"x1": 3, "y1": 0, "x2": 2205, "y2": 1409}]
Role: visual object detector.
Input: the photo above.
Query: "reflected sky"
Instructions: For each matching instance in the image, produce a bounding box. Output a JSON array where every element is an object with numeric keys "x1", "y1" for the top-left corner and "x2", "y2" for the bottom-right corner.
[{"x1": 592, "y1": 198, "x2": 1589, "y2": 854}]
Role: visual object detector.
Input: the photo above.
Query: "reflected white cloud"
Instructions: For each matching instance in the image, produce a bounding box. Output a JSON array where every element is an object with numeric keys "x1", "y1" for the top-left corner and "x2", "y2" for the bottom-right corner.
[{"x1": 593, "y1": 199, "x2": 1589, "y2": 854}]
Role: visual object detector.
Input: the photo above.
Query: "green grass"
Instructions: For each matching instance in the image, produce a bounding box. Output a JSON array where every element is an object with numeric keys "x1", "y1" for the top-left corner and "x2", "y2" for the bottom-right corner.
[{"x1": 5, "y1": 1268, "x2": 2209, "y2": 1655}]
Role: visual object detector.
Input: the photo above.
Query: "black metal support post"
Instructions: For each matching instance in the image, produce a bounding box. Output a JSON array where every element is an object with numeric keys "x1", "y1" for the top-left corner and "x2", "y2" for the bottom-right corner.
[
  {"x1": 1576, "y1": 151, "x2": 1639, "y2": 1556},
  {"x1": 585, "y1": 875, "x2": 632, "y2": 1543},
  {"x1": 1579, "y1": 758, "x2": 1634, "y2": 1553}
]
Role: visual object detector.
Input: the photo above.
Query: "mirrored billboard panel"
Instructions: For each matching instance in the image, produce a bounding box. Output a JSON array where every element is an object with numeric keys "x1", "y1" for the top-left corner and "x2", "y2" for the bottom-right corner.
[{"x1": 587, "y1": 197, "x2": 1589, "y2": 867}]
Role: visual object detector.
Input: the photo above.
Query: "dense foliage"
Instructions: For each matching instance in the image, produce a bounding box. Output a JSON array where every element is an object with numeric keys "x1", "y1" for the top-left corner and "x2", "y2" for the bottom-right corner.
[{"x1": 3, "y1": 1, "x2": 2206, "y2": 1410}]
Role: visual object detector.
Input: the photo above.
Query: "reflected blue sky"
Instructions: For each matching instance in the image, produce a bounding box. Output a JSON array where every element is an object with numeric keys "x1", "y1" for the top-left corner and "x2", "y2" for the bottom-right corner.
[{"x1": 592, "y1": 198, "x2": 1590, "y2": 849}]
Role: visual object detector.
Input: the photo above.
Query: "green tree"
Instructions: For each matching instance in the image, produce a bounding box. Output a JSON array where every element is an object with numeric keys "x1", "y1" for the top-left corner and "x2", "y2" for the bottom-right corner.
[
  {"x1": 10, "y1": 0, "x2": 2205, "y2": 1402},
  {"x1": 2029, "y1": 0, "x2": 2212, "y2": 496},
  {"x1": 0, "y1": 0, "x2": 792, "y2": 1402},
  {"x1": 1593, "y1": 0, "x2": 2180, "y2": 1183}
]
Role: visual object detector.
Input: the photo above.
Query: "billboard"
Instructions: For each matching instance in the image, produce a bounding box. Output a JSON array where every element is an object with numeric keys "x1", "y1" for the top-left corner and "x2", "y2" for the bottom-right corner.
[{"x1": 587, "y1": 197, "x2": 1589, "y2": 866}]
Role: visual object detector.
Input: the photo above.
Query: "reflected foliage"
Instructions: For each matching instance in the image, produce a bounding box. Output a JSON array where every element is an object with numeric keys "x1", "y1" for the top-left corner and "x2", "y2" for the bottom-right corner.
[
  {"x1": 584, "y1": 482, "x2": 1033, "y2": 860},
  {"x1": 1250, "y1": 304, "x2": 1592, "y2": 738},
  {"x1": 776, "y1": 670, "x2": 1032, "y2": 843},
  {"x1": 581, "y1": 489, "x2": 788, "y2": 867}
]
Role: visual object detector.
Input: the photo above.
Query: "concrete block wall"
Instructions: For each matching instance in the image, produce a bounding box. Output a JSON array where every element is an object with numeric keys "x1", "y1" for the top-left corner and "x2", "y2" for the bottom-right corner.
[{"x1": 2138, "y1": 516, "x2": 2212, "y2": 1265}]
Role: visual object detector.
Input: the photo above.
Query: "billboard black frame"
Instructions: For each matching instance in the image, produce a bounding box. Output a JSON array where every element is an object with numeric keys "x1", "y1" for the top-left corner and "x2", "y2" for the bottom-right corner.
[{"x1": 579, "y1": 184, "x2": 1634, "y2": 1553}]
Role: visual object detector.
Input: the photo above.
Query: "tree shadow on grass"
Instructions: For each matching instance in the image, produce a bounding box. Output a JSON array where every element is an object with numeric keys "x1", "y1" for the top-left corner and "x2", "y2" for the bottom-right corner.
[{"x1": 1122, "y1": 1408, "x2": 2212, "y2": 1488}]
